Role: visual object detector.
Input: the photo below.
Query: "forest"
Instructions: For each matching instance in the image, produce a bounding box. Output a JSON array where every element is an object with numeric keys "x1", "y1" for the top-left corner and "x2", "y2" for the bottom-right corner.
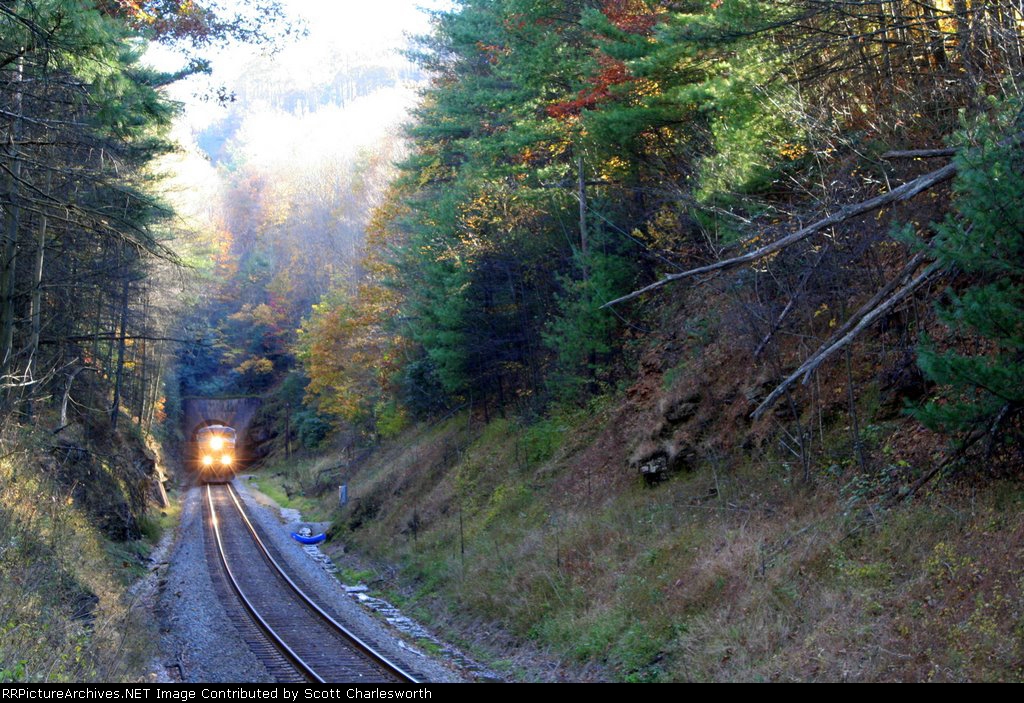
[
  {"x1": 1, "y1": 0, "x2": 1023, "y2": 683},
  {"x1": 287, "y1": 0, "x2": 1022, "y2": 457},
  {"x1": 0, "y1": 0, "x2": 293, "y2": 680}
]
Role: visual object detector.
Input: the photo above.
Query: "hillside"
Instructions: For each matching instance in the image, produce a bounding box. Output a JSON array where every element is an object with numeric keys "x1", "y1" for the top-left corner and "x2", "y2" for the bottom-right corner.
[
  {"x1": 208, "y1": 0, "x2": 1024, "y2": 682},
  {"x1": 255, "y1": 235, "x2": 1023, "y2": 681},
  {"x1": 0, "y1": 412, "x2": 173, "y2": 682},
  {"x1": 3, "y1": 0, "x2": 1023, "y2": 684}
]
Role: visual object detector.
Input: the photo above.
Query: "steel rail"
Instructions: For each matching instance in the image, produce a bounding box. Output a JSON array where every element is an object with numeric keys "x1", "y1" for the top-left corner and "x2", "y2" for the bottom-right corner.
[{"x1": 206, "y1": 483, "x2": 419, "y2": 683}]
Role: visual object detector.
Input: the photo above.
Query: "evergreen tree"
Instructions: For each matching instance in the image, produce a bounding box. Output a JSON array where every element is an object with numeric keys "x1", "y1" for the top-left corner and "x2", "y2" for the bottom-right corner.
[
  {"x1": 1, "y1": 0, "x2": 179, "y2": 425},
  {"x1": 911, "y1": 103, "x2": 1024, "y2": 450},
  {"x1": 544, "y1": 240, "x2": 636, "y2": 403}
]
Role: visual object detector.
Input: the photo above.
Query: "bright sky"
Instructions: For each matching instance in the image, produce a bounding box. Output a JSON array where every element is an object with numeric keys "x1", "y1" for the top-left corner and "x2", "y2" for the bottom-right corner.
[
  {"x1": 151, "y1": 0, "x2": 452, "y2": 233},
  {"x1": 151, "y1": 0, "x2": 447, "y2": 131},
  {"x1": 281, "y1": 0, "x2": 436, "y2": 49}
]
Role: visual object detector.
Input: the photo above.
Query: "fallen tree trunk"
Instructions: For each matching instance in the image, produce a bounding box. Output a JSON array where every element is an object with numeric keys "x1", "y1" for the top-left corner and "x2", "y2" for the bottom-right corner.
[
  {"x1": 804, "y1": 249, "x2": 928, "y2": 356},
  {"x1": 751, "y1": 259, "x2": 943, "y2": 419},
  {"x1": 880, "y1": 148, "x2": 957, "y2": 159},
  {"x1": 601, "y1": 161, "x2": 957, "y2": 309}
]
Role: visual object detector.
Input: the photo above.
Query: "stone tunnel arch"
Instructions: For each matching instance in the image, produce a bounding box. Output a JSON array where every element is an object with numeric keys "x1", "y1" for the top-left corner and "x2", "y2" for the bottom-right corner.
[
  {"x1": 182, "y1": 397, "x2": 262, "y2": 470},
  {"x1": 190, "y1": 418, "x2": 232, "y2": 439}
]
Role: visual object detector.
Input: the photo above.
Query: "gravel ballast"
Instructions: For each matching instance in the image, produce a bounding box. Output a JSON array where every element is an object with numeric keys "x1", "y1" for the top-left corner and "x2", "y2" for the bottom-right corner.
[
  {"x1": 156, "y1": 480, "x2": 467, "y2": 683},
  {"x1": 157, "y1": 485, "x2": 274, "y2": 682}
]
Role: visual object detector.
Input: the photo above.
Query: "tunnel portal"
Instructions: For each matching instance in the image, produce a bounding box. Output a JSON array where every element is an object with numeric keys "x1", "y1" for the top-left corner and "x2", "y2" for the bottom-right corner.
[{"x1": 182, "y1": 397, "x2": 262, "y2": 469}]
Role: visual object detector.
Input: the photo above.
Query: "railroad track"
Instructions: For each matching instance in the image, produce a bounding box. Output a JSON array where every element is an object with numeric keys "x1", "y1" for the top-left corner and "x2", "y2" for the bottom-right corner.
[{"x1": 204, "y1": 483, "x2": 419, "y2": 683}]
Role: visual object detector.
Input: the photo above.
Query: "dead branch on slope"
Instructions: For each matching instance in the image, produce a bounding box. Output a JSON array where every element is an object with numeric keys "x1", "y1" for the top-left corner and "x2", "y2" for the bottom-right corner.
[
  {"x1": 601, "y1": 160, "x2": 957, "y2": 310},
  {"x1": 751, "y1": 258, "x2": 943, "y2": 419}
]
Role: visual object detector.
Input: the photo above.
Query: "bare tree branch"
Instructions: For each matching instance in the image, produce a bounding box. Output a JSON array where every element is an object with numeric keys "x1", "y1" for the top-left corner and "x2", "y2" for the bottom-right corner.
[
  {"x1": 881, "y1": 148, "x2": 957, "y2": 159},
  {"x1": 751, "y1": 259, "x2": 942, "y2": 419},
  {"x1": 602, "y1": 161, "x2": 957, "y2": 309}
]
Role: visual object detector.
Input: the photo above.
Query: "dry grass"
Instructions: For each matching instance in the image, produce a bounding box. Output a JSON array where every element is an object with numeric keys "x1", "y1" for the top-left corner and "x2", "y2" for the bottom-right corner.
[
  {"x1": 0, "y1": 425, "x2": 158, "y2": 682},
  {"x1": 308, "y1": 393, "x2": 1024, "y2": 682},
  {"x1": 296, "y1": 253, "x2": 1024, "y2": 682}
]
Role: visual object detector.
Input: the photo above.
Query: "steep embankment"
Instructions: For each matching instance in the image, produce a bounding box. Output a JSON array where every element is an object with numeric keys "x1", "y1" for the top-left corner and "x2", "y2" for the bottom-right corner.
[
  {"x1": 0, "y1": 416, "x2": 172, "y2": 682},
  {"x1": 257, "y1": 250, "x2": 1024, "y2": 682}
]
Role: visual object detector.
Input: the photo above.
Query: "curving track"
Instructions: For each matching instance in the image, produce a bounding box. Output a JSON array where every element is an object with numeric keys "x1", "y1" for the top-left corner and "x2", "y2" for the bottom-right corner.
[{"x1": 204, "y1": 483, "x2": 419, "y2": 683}]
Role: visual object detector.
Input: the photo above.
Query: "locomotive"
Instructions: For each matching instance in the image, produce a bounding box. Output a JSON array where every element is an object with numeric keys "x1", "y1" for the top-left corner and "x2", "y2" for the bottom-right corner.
[{"x1": 194, "y1": 424, "x2": 237, "y2": 482}]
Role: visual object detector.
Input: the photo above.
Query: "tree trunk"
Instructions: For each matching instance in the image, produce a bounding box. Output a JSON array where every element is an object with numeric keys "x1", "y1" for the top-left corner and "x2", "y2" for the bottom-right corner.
[
  {"x1": 577, "y1": 151, "x2": 588, "y2": 267},
  {"x1": 59, "y1": 367, "x2": 87, "y2": 430},
  {"x1": 110, "y1": 252, "x2": 131, "y2": 430},
  {"x1": 136, "y1": 335, "x2": 147, "y2": 425},
  {"x1": 0, "y1": 57, "x2": 25, "y2": 392},
  {"x1": 145, "y1": 347, "x2": 163, "y2": 430},
  {"x1": 27, "y1": 166, "x2": 52, "y2": 400},
  {"x1": 920, "y1": 2, "x2": 950, "y2": 71}
]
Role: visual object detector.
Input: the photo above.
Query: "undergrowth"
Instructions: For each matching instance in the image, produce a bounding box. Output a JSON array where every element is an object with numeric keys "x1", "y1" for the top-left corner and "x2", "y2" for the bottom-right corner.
[
  {"x1": 0, "y1": 424, "x2": 160, "y2": 682},
  {"x1": 286, "y1": 391, "x2": 1024, "y2": 682},
  {"x1": 247, "y1": 460, "x2": 330, "y2": 522}
]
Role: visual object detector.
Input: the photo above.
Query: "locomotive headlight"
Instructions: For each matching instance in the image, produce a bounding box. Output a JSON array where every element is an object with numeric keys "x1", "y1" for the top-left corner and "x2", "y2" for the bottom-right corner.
[
  {"x1": 220, "y1": 454, "x2": 233, "y2": 466},
  {"x1": 202, "y1": 455, "x2": 214, "y2": 466},
  {"x1": 209, "y1": 436, "x2": 224, "y2": 451}
]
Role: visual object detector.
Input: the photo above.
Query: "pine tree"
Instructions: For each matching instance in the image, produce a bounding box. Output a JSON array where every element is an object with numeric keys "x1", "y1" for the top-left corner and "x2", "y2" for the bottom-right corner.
[
  {"x1": 911, "y1": 103, "x2": 1024, "y2": 450},
  {"x1": 1, "y1": 1, "x2": 179, "y2": 422}
]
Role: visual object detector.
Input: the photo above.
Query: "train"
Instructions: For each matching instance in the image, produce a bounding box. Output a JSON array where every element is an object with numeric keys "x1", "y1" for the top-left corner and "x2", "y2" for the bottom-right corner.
[{"x1": 194, "y1": 424, "x2": 237, "y2": 482}]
